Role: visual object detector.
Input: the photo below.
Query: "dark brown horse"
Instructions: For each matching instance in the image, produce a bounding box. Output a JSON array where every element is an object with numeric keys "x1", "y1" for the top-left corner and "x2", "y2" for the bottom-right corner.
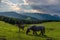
[{"x1": 26, "y1": 25, "x2": 45, "y2": 36}]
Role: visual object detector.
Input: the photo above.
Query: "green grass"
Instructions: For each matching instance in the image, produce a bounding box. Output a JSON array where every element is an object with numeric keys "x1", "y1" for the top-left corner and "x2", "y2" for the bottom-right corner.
[{"x1": 0, "y1": 21, "x2": 60, "y2": 40}]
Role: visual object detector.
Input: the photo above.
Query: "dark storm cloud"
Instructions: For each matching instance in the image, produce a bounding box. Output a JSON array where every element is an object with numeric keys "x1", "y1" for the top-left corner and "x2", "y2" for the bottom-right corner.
[
  {"x1": 31, "y1": 5, "x2": 60, "y2": 13},
  {"x1": 25, "y1": 0, "x2": 60, "y2": 15}
]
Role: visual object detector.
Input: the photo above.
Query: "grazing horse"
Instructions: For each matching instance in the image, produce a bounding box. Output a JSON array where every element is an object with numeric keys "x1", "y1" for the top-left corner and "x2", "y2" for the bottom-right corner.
[{"x1": 26, "y1": 25, "x2": 45, "y2": 36}]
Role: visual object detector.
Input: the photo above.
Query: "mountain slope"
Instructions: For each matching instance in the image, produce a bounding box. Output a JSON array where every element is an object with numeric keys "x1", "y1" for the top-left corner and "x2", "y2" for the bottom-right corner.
[
  {"x1": 0, "y1": 12, "x2": 38, "y2": 20},
  {"x1": 20, "y1": 13, "x2": 60, "y2": 20},
  {"x1": 0, "y1": 12, "x2": 60, "y2": 20}
]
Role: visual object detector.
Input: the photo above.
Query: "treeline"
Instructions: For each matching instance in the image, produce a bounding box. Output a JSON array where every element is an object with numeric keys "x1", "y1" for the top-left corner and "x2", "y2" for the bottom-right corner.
[
  {"x1": 0, "y1": 16, "x2": 60, "y2": 25},
  {"x1": 0, "y1": 16, "x2": 41, "y2": 24}
]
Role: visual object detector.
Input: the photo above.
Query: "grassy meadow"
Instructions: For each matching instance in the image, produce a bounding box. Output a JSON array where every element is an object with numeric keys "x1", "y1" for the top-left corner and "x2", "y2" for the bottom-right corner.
[{"x1": 0, "y1": 21, "x2": 60, "y2": 40}]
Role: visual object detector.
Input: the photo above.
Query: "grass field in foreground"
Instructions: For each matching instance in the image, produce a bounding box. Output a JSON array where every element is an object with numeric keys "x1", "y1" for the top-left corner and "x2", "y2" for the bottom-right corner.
[{"x1": 0, "y1": 21, "x2": 60, "y2": 40}]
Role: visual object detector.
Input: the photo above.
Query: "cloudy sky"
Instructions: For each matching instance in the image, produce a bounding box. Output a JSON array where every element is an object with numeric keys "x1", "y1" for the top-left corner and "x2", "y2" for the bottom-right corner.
[{"x1": 0, "y1": 0, "x2": 60, "y2": 15}]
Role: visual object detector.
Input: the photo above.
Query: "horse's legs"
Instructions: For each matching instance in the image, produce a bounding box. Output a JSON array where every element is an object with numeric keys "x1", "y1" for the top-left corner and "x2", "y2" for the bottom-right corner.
[
  {"x1": 22, "y1": 27, "x2": 24, "y2": 30},
  {"x1": 33, "y1": 31, "x2": 37, "y2": 35},
  {"x1": 41, "y1": 30, "x2": 45, "y2": 36},
  {"x1": 33, "y1": 31, "x2": 35, "y2": 34},
  {"x1": 39, "y1": 31, "x2": 42, "y2": 35},
  {"x1": 41, "y1": 31, "x2": 44, "y2": 36},
  {"x1": 42, "y1": 28, "x2": 45, "y2": 36},
  {"x1": 21, "y1": 26, "x2": 24, "y2": 31},
  {"x1": 35, "y1": 31, "x2": 37, "y2": 35}
]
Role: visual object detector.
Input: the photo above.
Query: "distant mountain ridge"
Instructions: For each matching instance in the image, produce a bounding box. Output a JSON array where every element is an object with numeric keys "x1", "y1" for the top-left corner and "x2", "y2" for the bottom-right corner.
[
  {"x1": 0, "y1": 12, "x2": 60, "y2": 21},
  {"x1": 0, "y1": 12, "x2": 39, "y2": 20},
  {"x1": 20, "y1": 13, "x2": 60, "y2": 20}
]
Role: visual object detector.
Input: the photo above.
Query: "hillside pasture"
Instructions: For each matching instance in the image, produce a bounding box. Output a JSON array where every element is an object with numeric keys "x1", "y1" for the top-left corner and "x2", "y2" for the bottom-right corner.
[{"x1": 0, "y1": 21, "x2": 60, "y2": 40}]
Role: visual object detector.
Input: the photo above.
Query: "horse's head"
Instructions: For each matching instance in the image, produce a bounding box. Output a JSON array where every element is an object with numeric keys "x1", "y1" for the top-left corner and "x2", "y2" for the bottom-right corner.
[
  {"x1": 26, "y1": 28, "x2": 30, "y2": 35},
  {"x1": 26, "y1": 25, "x2": 35, "y2": 35}
]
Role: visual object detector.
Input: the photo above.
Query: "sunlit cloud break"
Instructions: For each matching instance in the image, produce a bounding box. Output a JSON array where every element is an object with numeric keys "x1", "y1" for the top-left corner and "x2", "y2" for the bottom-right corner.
[
  {"x1": 0, "y1": 0, "x2": 20, "y2": 11},
  {"x1": 0, "y1": 0, "x2": 44, "y2": 13},
  {"x1": 0, "y1": 0, "x2": 60, "y2": 16}
]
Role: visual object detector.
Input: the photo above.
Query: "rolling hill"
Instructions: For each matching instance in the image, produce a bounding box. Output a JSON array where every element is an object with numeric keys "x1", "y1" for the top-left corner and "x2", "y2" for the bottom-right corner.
[
  {"x1": 0, "y1": 21, "x2": 60, "y2": 40},
  {"x1": 0, "y1": 12, "x2": 60, "y2": 21}
]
